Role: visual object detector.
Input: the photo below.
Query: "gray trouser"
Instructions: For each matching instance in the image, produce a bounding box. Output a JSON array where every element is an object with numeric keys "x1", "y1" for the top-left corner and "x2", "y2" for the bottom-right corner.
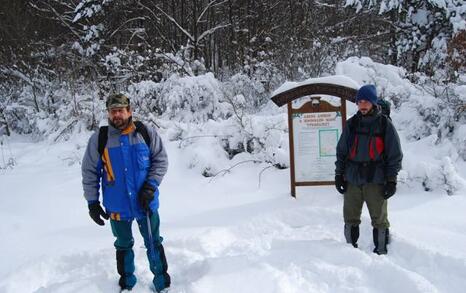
[{"x1": 343, "y1": 183, "x2": 389, "y2": 229}]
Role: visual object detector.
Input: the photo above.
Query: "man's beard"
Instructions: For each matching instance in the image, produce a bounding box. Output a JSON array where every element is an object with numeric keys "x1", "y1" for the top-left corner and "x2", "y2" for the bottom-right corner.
[
  {"x1": 360, "y1": 108, "x2": 370, "y2": 115},
  {"x1": 109, "y1": 116, "x2": 132, "y2": 130},
  {"x1": 359, "y1": 107, "x2": 374, "y2": 116}
]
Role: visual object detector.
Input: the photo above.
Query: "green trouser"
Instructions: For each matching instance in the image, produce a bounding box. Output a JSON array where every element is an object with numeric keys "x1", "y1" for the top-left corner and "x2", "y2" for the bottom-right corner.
[{"x1": 344, "y1": 183, "x2": 389, "y2": 229}]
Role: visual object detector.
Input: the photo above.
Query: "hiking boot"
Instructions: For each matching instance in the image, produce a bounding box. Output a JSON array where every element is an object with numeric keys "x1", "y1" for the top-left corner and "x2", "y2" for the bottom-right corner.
[
  {"x1": 373, "y1": 228, "x2": 388, "y2": 255},
  {"x1": 344, "y1": 224, "x2": 359, "y2": 248},
  {"x1": 118, "y1": 277, "x2": 134, "y2": 291}
]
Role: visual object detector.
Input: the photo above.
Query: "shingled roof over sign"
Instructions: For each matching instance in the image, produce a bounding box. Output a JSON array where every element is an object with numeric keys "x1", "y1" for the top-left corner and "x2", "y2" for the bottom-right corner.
[{"x1": 271, "y1": 75, "x2": 359, "y2": 107}]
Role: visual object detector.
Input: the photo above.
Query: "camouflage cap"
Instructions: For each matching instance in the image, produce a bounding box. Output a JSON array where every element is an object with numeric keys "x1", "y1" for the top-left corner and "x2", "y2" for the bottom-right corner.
[{"x1": 106, "y1": 93, "x2": 130, "y2": 109}]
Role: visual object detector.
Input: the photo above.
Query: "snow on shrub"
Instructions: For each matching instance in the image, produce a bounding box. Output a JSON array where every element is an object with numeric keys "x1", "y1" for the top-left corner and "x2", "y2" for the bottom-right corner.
[
  {"x1": 159, "y1": 73, "x2": 230, "y2": 123},
  {"x1": 2, "y1": 56, "x2": 464, "y2": 193}
]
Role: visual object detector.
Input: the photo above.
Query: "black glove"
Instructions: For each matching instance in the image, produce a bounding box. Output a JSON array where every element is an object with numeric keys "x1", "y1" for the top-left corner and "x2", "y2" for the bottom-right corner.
[
  {"x1": 139, "y1": 182, "x2": 155, "y2": 212},
  {"x1": 384, "y1": 181, "x2": 397, "y2": 199},
  {"x1": 335, "y1": 174, "x2": 347, "y2": 194},
  {"x1": 88, "y1": 202, "x2": 109, "y2": 226}
]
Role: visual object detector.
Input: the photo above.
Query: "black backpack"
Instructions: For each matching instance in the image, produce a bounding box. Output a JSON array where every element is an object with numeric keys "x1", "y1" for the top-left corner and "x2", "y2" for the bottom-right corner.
[
  {"x1": 98, "y1": 121, "x2": 151, "y2": 157},
  {"x1": 377, "y1": 98, "x2": 391, "y2": 120}
]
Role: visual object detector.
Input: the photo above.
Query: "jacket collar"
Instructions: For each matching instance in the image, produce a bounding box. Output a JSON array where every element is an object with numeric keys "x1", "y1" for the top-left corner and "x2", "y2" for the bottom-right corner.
[
  {"x1": 356, "y1": 107, "x2": 380, "y2": 125},
  {"x1": 357, "y1": 107, "x2": 380, "y2": 118}
]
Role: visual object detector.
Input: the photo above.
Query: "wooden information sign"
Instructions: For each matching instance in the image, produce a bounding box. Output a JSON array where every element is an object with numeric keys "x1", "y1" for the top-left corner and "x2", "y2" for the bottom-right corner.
[{"x1": 271, "y1": 82, "x2": 357, "y2": 197}]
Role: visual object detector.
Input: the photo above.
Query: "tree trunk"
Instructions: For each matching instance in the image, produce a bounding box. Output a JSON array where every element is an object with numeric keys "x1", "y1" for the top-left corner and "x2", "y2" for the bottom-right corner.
[
  {"x1": 0, "y1": 109, "x2": 11, "y2": 136},
  {"x1": 192, "y1": 0, "x2": 198, "y2": 62}
]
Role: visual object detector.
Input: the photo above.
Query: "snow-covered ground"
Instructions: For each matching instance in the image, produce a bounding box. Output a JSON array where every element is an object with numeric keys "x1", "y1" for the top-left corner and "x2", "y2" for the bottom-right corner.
[{"x1": 1, "y1": 131, "x2": 466, "y2": 293}]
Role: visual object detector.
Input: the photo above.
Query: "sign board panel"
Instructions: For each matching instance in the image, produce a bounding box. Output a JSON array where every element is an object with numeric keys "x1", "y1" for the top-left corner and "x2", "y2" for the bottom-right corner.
[
  {"x1": 292, "y1": 111, "x2": 342, "y2": 182},
  {"x1": 286, "y1": 96, "x2": 347, "y2": 197}
]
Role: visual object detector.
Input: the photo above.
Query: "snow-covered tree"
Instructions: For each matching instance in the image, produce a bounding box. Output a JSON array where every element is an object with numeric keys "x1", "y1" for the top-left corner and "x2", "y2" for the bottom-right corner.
[{"x1": 344, "y1": 0, "x2": 466, "y2": 76}]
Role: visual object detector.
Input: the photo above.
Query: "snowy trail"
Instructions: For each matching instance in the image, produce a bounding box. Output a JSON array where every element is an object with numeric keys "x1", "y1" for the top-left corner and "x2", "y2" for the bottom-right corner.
[
  {"x1": 1, "y1": 138, "x2": 466, "y2": 293},
  {"x1": 162, "y1": 201, "x2": 466, "y2": 293}
]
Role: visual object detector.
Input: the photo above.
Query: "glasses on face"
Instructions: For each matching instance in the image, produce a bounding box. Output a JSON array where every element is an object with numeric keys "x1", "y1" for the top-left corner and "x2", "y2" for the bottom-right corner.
[{"x1": 109, "y1": 107, "x2": 128, "y2": 116}]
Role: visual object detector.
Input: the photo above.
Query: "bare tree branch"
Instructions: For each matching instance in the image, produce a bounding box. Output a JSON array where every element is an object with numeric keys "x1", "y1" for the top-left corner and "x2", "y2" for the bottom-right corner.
[
  {"x1": 209, "y1": 160, "x2": 261, "y2": 182},
  {"x1": 29, "y1": 1, "x2": 82, "y2": 40},
  {"x1": 154, "y1": 4, "x2": 194, "y2": 42},
  {"x1": 197, "y1": 23, "x2": 230, "y2": 44},
  {"x1": 258, "y1": 165, "x2": 274, "y2": 188},
  {"x1": 108, "y1": 16, "x2": 147, "y2": 39},
  {"x1": 136, "y1": 1, "x2": 161, "y2": 22},
  {"x1": 178, "y1": 134, "x2": 233, "y2": 148},
  {"x1": 197, "y1": 0, "x2": 227, "y2": 24}
]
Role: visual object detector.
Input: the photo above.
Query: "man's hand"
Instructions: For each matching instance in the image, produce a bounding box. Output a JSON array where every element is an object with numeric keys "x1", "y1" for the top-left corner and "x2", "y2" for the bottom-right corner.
[
  {"x1": 335, "y1": 174, "x2": 347, "y2": 194},
  {"x1": 384, "y1": 181, "x2": 397, "y2": 199},
  {"x1": 89, "y1": 202, "x2": 109, "y2": 226},
  {"x1": 139, "y1": 182, "x2": 155, "y2": 211}
]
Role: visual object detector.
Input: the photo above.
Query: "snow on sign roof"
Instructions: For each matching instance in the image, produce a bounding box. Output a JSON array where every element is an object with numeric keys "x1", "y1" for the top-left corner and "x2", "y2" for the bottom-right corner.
[
  {"x1": 272, "y1": 75, "x2": 359, "y2": 96},
  {"x1": 271, "y1": 75, "x2": 360, "y2": 107}
]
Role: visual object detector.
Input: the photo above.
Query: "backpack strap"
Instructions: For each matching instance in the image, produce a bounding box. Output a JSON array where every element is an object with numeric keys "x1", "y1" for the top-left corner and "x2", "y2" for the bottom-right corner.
[
  {"x1": 348, "y1": 114, "x2": 360, "y2": 133},
  {"x1": 134, "y1": 121, "x2": 151, "y2": 147},
  {"x1": 346, "y1": 114, "x2": 360, "y2": 150},
  {"x1": 98, "y1": 126, "x2": 108, "y2": 158},
  {"x1": 379, "y1": 114, "x2": 388, "y2": 161},
  {"x1": 380, "y1": 114, "x2": 388, "y2": 140}
]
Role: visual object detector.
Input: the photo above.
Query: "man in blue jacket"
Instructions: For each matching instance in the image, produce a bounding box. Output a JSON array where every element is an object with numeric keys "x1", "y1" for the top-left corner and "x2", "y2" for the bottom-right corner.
[
  {"x1": 335, "y1": 85, "x2": 402, "y2": 255},
  {"x1": 82, "y1": 93, "x2": 170, "y2": 291}
]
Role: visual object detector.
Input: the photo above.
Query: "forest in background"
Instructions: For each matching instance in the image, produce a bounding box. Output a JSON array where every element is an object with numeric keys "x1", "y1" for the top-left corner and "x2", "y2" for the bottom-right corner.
[
  {"x1": 0, "y1": 0, "x2": 464, "y2": 136},
  {"x1": 1, "y1": 0, "x2": 465, "y2": 85},
  {"x1": 0, "y1": 0, "x2": 465, "y2": 192}
]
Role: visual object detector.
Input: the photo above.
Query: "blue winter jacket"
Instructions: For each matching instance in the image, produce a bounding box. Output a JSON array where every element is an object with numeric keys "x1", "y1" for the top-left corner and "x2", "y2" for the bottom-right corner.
[{"x1": 81, "y1": 121, "x2": 168, "y2": 220}]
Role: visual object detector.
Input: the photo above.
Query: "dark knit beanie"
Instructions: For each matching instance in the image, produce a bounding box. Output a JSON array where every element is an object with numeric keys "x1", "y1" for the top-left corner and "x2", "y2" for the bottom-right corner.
[{"x1": 355, "y1": 84, "x2": 378, "y2": 105}]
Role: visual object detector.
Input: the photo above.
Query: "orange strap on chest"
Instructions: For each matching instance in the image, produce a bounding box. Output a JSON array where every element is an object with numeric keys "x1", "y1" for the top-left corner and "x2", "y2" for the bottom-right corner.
[{"x1": 101, "y1": 148, "x2": 115, "y2": 183}]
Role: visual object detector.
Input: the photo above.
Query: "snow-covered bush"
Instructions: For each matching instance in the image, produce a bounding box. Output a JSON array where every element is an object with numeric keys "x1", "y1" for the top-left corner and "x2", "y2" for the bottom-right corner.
[
  {"x1": 222, "y1": 73, "x2": 269, "y2": 111},
  {"x1": 1, "y1": 55, "x2": 464, "y2": 193},
  {"x1": 150, "y1": 73, "x2": 230, "y2": 123}
]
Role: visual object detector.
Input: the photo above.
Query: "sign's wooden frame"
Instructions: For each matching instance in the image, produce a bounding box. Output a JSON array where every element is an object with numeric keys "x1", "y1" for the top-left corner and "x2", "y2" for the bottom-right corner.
[{"x1": 271, "y1": 83, "x2": 357, "y2": 197}]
